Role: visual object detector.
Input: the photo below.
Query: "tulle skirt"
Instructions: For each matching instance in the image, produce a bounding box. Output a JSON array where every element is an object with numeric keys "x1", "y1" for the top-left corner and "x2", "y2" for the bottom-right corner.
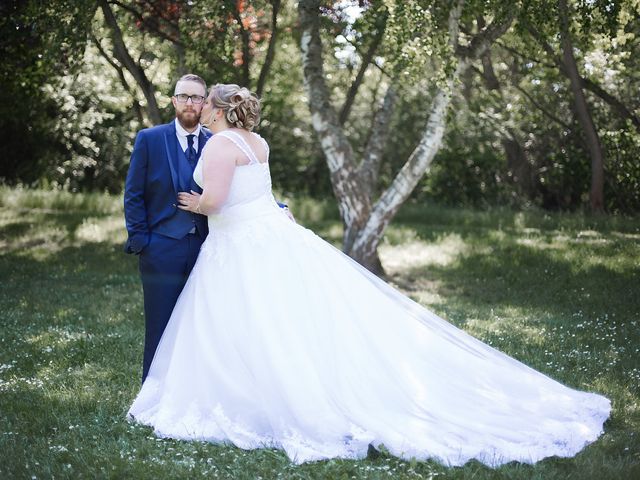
[{"x1": 128, "y1": 198, "x2": 610, "y2": 466}]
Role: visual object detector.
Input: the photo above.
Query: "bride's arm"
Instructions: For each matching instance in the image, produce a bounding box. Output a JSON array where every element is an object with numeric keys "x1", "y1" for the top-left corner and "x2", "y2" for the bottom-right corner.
[{"x1": 177, "y1": 138, "x2": 236, "y2": 215}]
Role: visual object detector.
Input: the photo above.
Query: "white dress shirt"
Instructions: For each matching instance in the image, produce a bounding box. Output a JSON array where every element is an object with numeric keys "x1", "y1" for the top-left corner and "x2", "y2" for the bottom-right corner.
[{"x1": 174, "y1": 118, "x2": 201, "y2": 153}]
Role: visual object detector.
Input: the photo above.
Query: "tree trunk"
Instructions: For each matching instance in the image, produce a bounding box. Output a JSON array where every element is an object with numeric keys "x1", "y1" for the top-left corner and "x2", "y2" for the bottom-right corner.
[
  {"x1": 349, "y1": 74, "x2": 461, "y2": 270},
  {"x1": 299, "y1": 0, "x2": 373, "y2": 246},
  {"x1": 98, "y1": 0, "x2": 162, "y2": 125},
  {"x1": 559, "y1": 0, "x2": 605, "y2": 211},
  {"x1": 175, "y1": 41, "x2": 187, "y2": 76},
  {"x1": 299, "y1": 0, "x2": 514, "y2": 273},
  {"x1": 502, "y1": 134, "x2": 536, "y2": 197}
]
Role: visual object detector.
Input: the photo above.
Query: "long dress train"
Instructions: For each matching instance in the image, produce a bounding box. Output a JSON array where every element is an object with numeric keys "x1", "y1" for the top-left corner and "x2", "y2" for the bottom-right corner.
[{"x1": 128, "y1": 130, "x2": 610, "y2": 466}]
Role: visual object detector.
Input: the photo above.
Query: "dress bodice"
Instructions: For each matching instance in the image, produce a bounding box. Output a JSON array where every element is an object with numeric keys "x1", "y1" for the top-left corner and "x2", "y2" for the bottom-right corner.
[{"x1": 193, "y1": 130, "x2": 279, "y2": 228}]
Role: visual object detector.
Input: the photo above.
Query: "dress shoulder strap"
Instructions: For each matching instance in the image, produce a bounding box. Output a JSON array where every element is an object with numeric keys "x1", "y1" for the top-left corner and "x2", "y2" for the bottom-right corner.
[
  {"x1": 216, "y1": 130, "x2": 261, "y2": 165},
  {"x1": 252, "y1": 132, "x2": 270, "y2": 158}
]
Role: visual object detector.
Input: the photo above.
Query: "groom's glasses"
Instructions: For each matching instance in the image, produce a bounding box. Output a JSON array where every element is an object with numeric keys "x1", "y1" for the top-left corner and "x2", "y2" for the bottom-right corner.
[{"x1": 174, "y1": 94, "x2": 205, "y2": 104}]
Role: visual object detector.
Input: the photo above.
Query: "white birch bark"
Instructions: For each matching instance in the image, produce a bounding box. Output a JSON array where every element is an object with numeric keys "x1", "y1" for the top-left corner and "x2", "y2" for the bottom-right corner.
[
  {"x1": 299, "y1": 0, "x2": 372, "y2": 234},
  {"x1": 299, "y1": 0, "x2": 514, "y2": 273}
]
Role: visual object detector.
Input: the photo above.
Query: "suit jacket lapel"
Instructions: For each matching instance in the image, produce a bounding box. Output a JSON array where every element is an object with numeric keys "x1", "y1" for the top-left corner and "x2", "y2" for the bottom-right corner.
[{"x1": 163, "y1": 122, "x2": 180, "y2": 193}]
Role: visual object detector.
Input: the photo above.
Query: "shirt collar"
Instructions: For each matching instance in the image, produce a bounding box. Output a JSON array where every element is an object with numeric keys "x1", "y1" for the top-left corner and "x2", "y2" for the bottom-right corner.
[{"x1": 174, "y1": 118, "x2": 201, "y2": 139}]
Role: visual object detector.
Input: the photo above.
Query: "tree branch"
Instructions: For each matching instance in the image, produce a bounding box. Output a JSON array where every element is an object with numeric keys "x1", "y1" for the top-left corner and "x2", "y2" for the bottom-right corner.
[
  {"x1": 494, "y1": 39, "x2": 558, "y2": 70},
  {"x1": 524, "y1": 22, "x2": 561, "y2": 64},
  {"x1": 524, "y1": 21, "x2": 640, "y2": 131},
  {"x1": 339, "y1": 10, "x2": 388, "y2": 125},
  {"x1": 256, "y1": 0, "x2": 281, "y2": 98},
  {"x1": 459, "y1": 9, "x2": 517, "y2": 60},
  {"x1": 511, "y1": 80, "x2": 573, "y2": 130},
  {"x1": 99, "y1": 0, "x2": 162, "y2": 124},
  {"x1": 109, "y1": 0, "x2": 182, "y2": 46},
  {"x1": 91, "y1": 33, "x2": 146, "y2": 125},
  {"x1": 340, "y1": 34, "x2": 391, "y2": 78},
  {"x1": 299, "y1": 0, "x2": 368, "y2": 230},
  {"x1": 581, "y1": 76, "x2": 640, "y2": 131},
  {"x1": 357, "y1": 85, "x2": 397, "y2": 200},
  {"x1": 233, "y1": 3, "x2": 251, "y2": 87}
]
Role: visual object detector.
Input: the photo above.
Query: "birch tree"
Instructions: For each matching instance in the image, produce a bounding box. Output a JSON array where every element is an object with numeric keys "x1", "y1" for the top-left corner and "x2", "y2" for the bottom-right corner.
[{"x1": 299, "y1": 0, "x2": 516, "y2": 272}]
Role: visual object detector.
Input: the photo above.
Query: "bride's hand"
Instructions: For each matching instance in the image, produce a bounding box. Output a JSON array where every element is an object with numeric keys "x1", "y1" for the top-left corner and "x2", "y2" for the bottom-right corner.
[{"x1": 177, "y1": 190, "x2": 202, "y2": 213}]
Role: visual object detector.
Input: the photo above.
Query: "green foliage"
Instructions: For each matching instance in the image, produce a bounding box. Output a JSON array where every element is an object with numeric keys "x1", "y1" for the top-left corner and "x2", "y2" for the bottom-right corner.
[
  {"x1": 0, "y1": 0, "x2": 95, "y2": 185},
  {"x1": 1, "y1": 0, "x2": 639, "y2": 213},
  {"x1": 181, "y1": 1, "x2": 248, "y2": 84},
  {"x1": 422, "y1": 143, "x2": 510, "y2": 208},
  {"x1": 383, "y1": 0, "x2": 453, "y2": 86},
  {"x1": 411, "y1": 0, "x2": 640, "y2": 213},
  {"x1": 1, "y1": 188, "x2": 639, "y2": 478},
  {"x1": 601, "y1": 122, "x2": 640, "y2": 212}
]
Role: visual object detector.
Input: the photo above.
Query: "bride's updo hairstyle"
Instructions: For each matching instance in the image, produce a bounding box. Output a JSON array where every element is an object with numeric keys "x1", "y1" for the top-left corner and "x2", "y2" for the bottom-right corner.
[{"x1": 209, "y1": 83, "x2": 260, "y2": 131}]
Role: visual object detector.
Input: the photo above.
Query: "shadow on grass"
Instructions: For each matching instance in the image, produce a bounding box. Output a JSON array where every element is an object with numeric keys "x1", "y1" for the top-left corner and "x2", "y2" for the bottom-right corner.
[
  {"x1": 395, "y1": 202, "x2": 640, "y2": 236},
  {"x1": 404, "y1": 240, "x2": 639, "y2": 321},
  {"x1": 0, "y1": 219, "x2": 36, "y2": 238},
  {"x1": 0, "y1": 240, "x2": 143, "y2": 387}
]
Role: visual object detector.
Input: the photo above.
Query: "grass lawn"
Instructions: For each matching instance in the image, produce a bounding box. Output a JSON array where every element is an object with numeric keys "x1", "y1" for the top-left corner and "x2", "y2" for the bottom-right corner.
[{"x1": 1, "y1": 186, "x2": 639, "y2": 479}]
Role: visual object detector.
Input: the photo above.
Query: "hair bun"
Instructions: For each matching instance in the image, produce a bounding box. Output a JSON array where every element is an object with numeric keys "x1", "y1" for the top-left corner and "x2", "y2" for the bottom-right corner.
[{"x1": 210, "y1": 84, "x2": 260, "y2": 131}]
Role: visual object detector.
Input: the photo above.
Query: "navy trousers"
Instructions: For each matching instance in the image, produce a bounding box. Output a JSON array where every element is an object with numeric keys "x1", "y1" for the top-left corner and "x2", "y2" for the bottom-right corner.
[{"x1": 138, "y1": 231, "x2": 205, "y2": 383}]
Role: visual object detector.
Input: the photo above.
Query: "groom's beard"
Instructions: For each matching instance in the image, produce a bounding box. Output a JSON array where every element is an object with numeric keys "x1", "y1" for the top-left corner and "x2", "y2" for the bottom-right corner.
[{"x1": 176, "y1": 109, "x2": 200, "y2": 130}]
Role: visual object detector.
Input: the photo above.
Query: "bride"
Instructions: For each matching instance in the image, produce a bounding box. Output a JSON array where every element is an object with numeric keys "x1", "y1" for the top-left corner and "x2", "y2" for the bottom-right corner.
[{"x1": 127, "y1": 84, "x2": 610, "y2": 466}]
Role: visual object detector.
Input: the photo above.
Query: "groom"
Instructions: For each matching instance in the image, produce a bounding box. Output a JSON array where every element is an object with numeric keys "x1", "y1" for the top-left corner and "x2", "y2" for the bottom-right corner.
[{"x1": 124, "y1": 74, "x2": 210, "y2": 382}]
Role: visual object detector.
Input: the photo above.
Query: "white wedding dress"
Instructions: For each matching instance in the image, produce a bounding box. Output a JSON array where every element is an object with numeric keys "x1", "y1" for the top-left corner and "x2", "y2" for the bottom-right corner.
[{"x1": 128, "y1": 130, "x2": 610, "y2": 466}]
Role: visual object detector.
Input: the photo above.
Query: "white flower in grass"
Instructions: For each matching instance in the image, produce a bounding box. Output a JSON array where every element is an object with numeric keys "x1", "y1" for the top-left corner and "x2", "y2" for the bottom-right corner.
[{"x1": 1, "y1": 360, "x2": 15, "y2": 371}]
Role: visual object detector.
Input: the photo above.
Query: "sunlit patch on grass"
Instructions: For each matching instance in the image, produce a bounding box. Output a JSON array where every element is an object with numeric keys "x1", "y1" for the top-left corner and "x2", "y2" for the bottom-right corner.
[
  {"x1": 550, "y1": 233, "x2": 572, "y2": 244},
  {"x1": 74, "y1": 216, "x2": 126, "y2": 244},
  {"x1": 0, "y1": 185, "x2": 121, "y2": 214},
  {"x1": 463, "y1": 309, "x2": 548, "y2": 345},
  {"x1": 611, "y1": 231, "x2": 640, "y2": 240},
  {"x1": 515, "y1": 237, "x2": 548, "y2": 248},
  {"x1": 1, "y1": 224, "x2": 69, "y2": 257},
  {"x1": 25, "y1": 326, "x2": 92, "y2": 348},
  {"x1": 576, "y1": 229, "x2": 605, "y2": 239},
  {"x1": 381, "y1": 233, "x2": 469, "y2": 272},
  {"x1": 381, "y1": 233, "x2": 472, "y2": 308}
]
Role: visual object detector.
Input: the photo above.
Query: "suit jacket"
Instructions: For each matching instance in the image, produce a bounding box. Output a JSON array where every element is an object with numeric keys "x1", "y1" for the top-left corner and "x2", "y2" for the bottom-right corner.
[{"x1": 124, "y1": 121, "x2": 212, "y2": 254}]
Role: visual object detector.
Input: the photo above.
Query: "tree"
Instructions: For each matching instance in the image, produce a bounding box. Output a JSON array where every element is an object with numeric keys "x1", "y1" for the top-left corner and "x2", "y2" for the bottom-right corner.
[
  {"x1": 518, "y1": 0, "x2": 635, "y2": 212},
  {"x1": 299, "y1": 0, "x2": 516, "y2": 272},
  {"x1": 97, "y1": 0, "x2": 165, "y2": 125}
]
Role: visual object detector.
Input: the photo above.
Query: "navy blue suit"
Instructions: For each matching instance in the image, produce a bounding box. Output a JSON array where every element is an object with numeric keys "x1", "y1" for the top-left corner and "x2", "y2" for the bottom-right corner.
[{"x1": 124, "y1": 121, "x2": 212, "y2": 382}]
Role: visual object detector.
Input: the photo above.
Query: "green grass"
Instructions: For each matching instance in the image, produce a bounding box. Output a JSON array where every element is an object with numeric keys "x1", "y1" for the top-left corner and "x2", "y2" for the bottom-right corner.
[{"x1": 1, "y1": 186, "x2": 639, "y2": 479}]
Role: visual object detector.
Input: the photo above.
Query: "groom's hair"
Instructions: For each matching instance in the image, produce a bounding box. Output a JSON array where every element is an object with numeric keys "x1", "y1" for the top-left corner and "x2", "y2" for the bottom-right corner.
[{"x1": 173, "y1": 74, "x2": 207, "y2": 94}]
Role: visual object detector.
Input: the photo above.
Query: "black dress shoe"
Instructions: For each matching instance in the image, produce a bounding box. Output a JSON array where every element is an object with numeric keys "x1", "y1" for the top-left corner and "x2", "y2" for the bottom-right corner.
[{"x1": 367, "y1": 443, "x2": 380, "y2": 459}]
